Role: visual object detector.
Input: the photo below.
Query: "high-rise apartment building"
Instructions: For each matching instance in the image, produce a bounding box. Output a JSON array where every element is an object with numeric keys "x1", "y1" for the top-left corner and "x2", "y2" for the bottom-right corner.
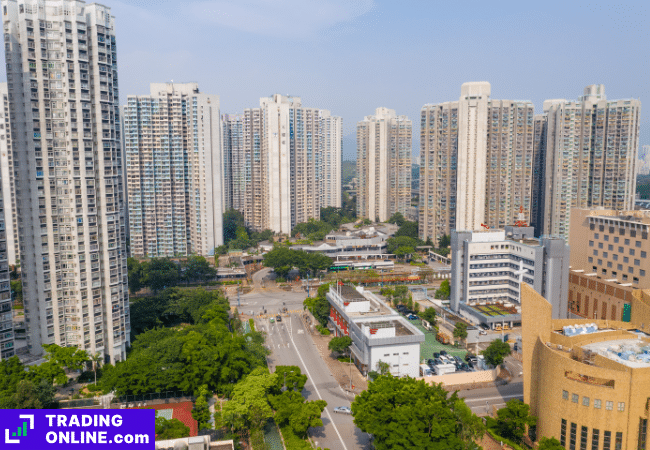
[
  {"x1": 0, "y1": 83, "x2": 19, "y2": 265},
  {"x1": 223, "y1": 95, "x2": 342, "y2": 234},
  {"x1": 356, "y1": 107, "x2": 411, "y2": 222},
  {"x1": 538, "y1": 85, "x2": 641, "y2": 240},
  {"x1": 419, "y1": 82, "x2": 535, "y2": 241},
  {"x1": 3, "y1": 0, "x2": 129, "y2": 363},
  {"x1": 0, "y1": 86, "x2": 14, "y2": 360},
  {"x1": 124, "y1": 83, "x2": 223, "y2": 257}
]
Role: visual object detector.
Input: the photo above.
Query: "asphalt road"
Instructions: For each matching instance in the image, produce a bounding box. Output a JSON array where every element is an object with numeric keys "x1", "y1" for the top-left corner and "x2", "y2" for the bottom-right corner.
[
  {"x1": 257, "y1": 313, "x2": 371, "y2": 450},
  {"x1": 457, "y1": 381, "x2": 524, "y2": 415}
]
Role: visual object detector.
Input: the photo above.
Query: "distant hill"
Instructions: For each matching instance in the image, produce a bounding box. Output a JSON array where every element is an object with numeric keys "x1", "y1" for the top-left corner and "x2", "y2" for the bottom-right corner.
[
  {"x1": 638, "y1": 175, "x2": 650, "y2": 199},
  {"x1": 342, "y1": 160, "x2": 356, "y2": 185}
]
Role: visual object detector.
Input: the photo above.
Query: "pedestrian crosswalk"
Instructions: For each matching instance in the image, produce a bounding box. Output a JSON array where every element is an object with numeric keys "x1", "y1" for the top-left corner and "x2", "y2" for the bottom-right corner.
[{"x1": 255, "y1": 310, "x2": 303, "y2": 319}]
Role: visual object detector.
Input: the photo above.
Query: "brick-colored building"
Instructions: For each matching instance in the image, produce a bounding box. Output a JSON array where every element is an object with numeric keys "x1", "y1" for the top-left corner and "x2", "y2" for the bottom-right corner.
[
  {"x1": 568, "y1": 271, "x2": 636, "y2": 322},
  {"x1": 522, "y1": 283, "x2": 650, "y2": 450},
  {"x1": 569, "y1": 208, "x2": 650, "y2": 287}
]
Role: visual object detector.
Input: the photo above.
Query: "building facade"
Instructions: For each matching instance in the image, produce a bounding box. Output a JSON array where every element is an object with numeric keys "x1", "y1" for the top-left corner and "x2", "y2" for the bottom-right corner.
[
  {"x1": 356, "y1": 107, "x2": 411, "y2": 223},
  {"x1": 568, "y1": 270, "x2": 636, "y2": 322},
  {"x1": 539, "y1": 85, "x2": 641, "y2": 240},
  {"x1": 522, "y1": 283, "x2": 650, "y2": 450},
  {"x1": 0, "y1": 83, "x2": 19, "y2": 265},
  {"x1": 569, "y1": 208, "x2": 650, "y2": 288},
  {"x1": 222, "y1": 95, "x2": 342, "y2": 234},
  {"x1": 326, "y1": 284, "x2": 424, "y2": 377},
  {"x1": 419, "y1": 82, "x2": 536, "y2": 241},
  {"x1": 450, "y1": 227, "x2": 570, "y2": 326},
  {"x1": 124, "y1": 83, "x2": 223, "y2": 257},
  {"x1": 3, "y1": 0, "x2": 129, "y2": 362}
]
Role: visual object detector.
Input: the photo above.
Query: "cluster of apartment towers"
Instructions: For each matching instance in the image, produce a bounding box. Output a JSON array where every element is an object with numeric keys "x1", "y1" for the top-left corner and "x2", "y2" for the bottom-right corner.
[{"x1": 0, "y1": 0, "x2": 642, "y2": 365}]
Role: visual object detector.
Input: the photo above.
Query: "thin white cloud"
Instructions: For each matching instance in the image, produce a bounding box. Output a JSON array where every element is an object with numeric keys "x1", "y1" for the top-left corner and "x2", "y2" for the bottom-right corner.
[{"x1": 187, "y1": 0, "x2": 375, "y2": 37}]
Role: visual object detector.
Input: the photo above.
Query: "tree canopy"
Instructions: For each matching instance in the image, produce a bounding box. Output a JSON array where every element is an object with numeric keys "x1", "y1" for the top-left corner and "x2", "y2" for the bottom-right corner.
[
  {"x1": 320, "y1": 207, "x2": 355, "y2": 228},
  {"x1": 223, "y1": 209, "x2": 246, "y2": 244},
  {"x1": 386, "y1": 236, "x2": 420, "y2": 255},
  {"x1": 388, "y1": 212, "x2": 406, "y2": 227},
  {"x1": 155, "y1": 413, "x2": 190, "y2": 440},
  {"x1": 291, "y1": 218, "x2": 335, "y2": 241},
  {"x1": 482, "y1": 339, "x2": 512, "y2": 366},
  {"x1": 435, "y1": 280, "x2": 450, "y2": 300},
  {"x1": 101, "y1": 289, "x2": 268, "y2": 397},
  {"x1": 181, "y1": 256, "x2": 216, "y2": 284},
  {"x1": 494, "y1": 399, "x2": 536, "y2": 445},
  {"x1": 328, "y1": 336, "x2": 352, "y2": 355},
  {"x1": 352, "y1": 376, "x2": 485, "y2": 450},
  {"x1": 538, "y1": 437, "x2": 564, "y2": 450},
  {"x1": 420, "y1": 308, "x2": 437, "y2": 327},
  {"x1": 453, "y1": 322, "x2": 468, "y2": 340},
  {"x1": 263, "y1": 246, "x2": 332, "y2": 279},
  {"x1": 395, "y1": 221, "x2": 419, "y2": 239},
  {"x1": 303, "y1": 283, "x2": 332, "y2": 327}
]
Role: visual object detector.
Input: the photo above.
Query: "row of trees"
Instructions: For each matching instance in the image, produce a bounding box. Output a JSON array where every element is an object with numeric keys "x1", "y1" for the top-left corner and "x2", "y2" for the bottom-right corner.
[
  {"x1": 100, "y1": 288, "x2": 268, "y2": 397},
  {"x1": 222, "y1": 366, "x2": 326, "y2": 443},
  {"x1": 127, "y1": 256, "x2": 216, "y2": 294},
  {"x1": 303, "y1": 283, "x2": 332, "y2": 327},
  {"x1": 262, "y1": 246, "x2": 332, "y2": 279}
]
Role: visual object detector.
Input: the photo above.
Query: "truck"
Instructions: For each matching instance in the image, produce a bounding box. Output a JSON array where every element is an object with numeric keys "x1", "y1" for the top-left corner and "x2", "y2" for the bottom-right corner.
[
  {"x1": 434, "y1": 363, "x2": 456, "y2": 376},
  {"x1": 419, "y1": 364, "x2": 433, "y2": 377}
]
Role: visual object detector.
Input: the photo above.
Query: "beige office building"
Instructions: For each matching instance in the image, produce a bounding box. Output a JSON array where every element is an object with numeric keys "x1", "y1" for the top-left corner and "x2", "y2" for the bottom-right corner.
[
  {"x1": 539, "y1": 85, "x2": 641, "y2": 240},
  {"x1": 223, "y1": 95, "x2": 341, "y2": 234},
  {"x1": 569, "y1": 208, "x2": 650, "y2": 288},
  {"x1": 124, "y1": 83, "x2": 223, "y2": 257},
  {"x1": 356, "y1": 107, "x2": 411, "y2": 223},
  {"x1": 2, "y1": 0, "x2": 130, "y2": 363},
  {"x1": 419, "y1": 82, "x2": 535, "y2": 241}
]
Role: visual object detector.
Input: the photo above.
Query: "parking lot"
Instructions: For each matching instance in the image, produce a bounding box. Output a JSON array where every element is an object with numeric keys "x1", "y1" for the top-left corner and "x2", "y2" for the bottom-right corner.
[{"x1": 411, "y1": 321, "x2": 468, "y2": 361}]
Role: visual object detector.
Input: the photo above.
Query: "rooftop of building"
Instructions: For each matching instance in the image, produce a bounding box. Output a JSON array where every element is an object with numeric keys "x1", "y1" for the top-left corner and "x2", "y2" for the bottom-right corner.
[
  {"x1": 328, "y1": 284, "x2": 395, "y2": 317},
  {"x1": 581, "y1": 337, "x2": 650, "y2": 369},
  {"x1": 579, "y1": 208, "x2": 650, "y2": 224}
]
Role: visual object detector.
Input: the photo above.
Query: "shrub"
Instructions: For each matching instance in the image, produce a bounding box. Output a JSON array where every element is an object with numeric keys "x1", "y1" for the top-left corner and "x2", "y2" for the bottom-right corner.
[
  {"x1": 315, "y1": 325, "x2": 330, "y2": 335},
  {"x1": 279, "y1": 426, "x2": 312, "y2": 450},
  {"x1": 249, "y1": 318, "x2": 256, "y2": 332}
]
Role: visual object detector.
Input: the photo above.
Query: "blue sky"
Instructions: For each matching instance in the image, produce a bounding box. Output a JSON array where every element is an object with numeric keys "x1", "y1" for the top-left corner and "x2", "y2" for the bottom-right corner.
[{"x1": 3, "y1": 0, "x2": 648, "y2": 160}]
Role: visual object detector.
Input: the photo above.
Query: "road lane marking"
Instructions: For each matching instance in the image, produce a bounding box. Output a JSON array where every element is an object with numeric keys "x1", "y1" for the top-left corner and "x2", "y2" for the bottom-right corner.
[
  {"x1": 286, "y1": 314, "x2": 349, "y2": 450},
  {"x1": 462, "y1": 394, "x2": 523, "y2": 403}
]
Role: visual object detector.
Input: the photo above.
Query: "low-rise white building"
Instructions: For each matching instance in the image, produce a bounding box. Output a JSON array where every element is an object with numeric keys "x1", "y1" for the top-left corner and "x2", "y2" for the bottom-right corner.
[{"x1": 326, "y1": 284, "x2": 424, "y2": 378}]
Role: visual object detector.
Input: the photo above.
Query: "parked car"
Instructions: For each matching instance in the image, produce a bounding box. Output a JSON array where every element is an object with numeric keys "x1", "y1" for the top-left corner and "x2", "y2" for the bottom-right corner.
[
  {"x1": 269, "y1": 317, "x2": 275, "y2": 323},
  {"x1": 481, "y1": 324, "x2": 490, "y2": 331},
  {"x1": 406, "y1": 314, "x2": 418, "y2": 320},
  {"x1": 333, "y1": 406, "x2": 352, "y2": 415},
  {"x1": 460, "y1": 363, "x2": 470, "y2": 371},
  {"x1": 440, "y1": 350, "x2": 448, "y2": 356},
  {"x1": 396, "y1": 305, "x2": 407, "y2": 311},
  {"x1": 434, "y1": 358, "x2": 443, "y2": 365},
  {"x1": 433, "y1": 352, "x2": 440, "y2": 359},
  {"x1": 276, "y1": 315, "x2": 282, "y2": 322},
  {"x1": 479, "y1": 330, "x2": 487, "y2": 335},
  {"x1": 427, "y1": 358, "x2": 436, "y2": 366},
  {"x1": 453, "y1": 356, "x2": 462, "y2": 364}
]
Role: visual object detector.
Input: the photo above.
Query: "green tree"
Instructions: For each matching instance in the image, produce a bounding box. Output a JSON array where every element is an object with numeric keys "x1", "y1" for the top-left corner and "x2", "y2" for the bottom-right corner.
[
  {"x1": 263, "y1": 246, "x2": 296, "y2": 279},
  {"x1": 387, "y1": 212, "x2": 406, "y2": 226},
  {"x1": 222, "y1": 368, "x2": 277, "y2": 431},
  {"x1": 223, "y1": 209, "x2": 246, "y2": 244},
  {"x1": 10, "y1": 279, "x2": 22, "y2": 305},
  {"x1": 155, "y1": 413, "x2": 190, "y2": 440},
  {"x1": 271, "y1": 391, "x2": 327, "y2": 438},
  {"x1": 301, "y1": 252, "x2": 332, "y2": 277},
  {"x1": 142, "y1": 258, "x2": 180, "y2": 292},
  {"x1": 304, "y1": 294, "x2": 331, "y2": 327},
  {"x1": 394, "y1": 245, "x2": 415, "y2": 261},
  {"x1": 376, "y1": 361, "x2": 390, "y2": 375},
  {"x1": 395, "y1": 221, "x2": 419, "y2": 239},
  {"x1": 274, "y1": 365, "x2": 307, "y2": 393},
  {"x1": 11, "y1": 380, "x2": 42, "y2": 408},
  {"x1": 214, "y1": 245, "x2": 229, "y2": 256},
  {"x1": 438, "y1": 234, "x2": 451, "y2": 249},
  {"x1": 328, "y1": 336, "x2": 352, "y2": 356},
  {"x1": 127, "y1": 257, "x2": 143, "y2": 294},
  {"x1": 435, "y1": 279, "x2": 450, "y2": 300},
  {"x1": 192, "y1": 385, "x2": 212, "y2": 431},
  {"x1": 352, "y1": 376, "x2": 483, "y2": 450},
  {"x1": 453, "y1": 322, "x2": 468, "y2": 341},
  {"x1": 386, "y1": 236, "x2": 420, "y2": 254},
  {"x1": 494, "y1": 399, "x2": 537, "y2": 445},
  {"x1": 182, "y1": 256, "x2": 216, "y2": 284},
  {"x1": 420, "y1": 308, "x2": 437, "y2": 327},
  {"x1": 393, "y1": 286, "x2": 409, "y2": 304},
  {"x1": 538, "y1": 436, "x2": 565, "y2": 450},
  {"x1": 43, "y1": 343, "x2": 89, "y2": 371},
  {"x1": 482, "y1": 339, "x2": 512, "y2": 366}
]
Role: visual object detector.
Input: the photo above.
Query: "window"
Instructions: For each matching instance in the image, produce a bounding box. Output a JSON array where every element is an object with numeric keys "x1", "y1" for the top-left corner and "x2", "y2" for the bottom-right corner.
[
  {"x1": 604, "y1": 235, "x2": 609, "y2": 241},
  {"x1": 599, "y1": 242, "x2": 604, "y2": 249},
  {"x1": 625, "y1": 239, "x2": 630, "y2": 245},
  {"x1": 594, "y1": 250, "x2": 599, "y2": 256},
  {"x1": 570, "y1": 422, "x2": 577, "y2": 450},
  {"x1": 619, "y1": 246, "x2": 624, "y2": 253},
  {"x1": 606, "y1": 401, "x2": 613, "y2": 410},
  {"x1": 628, "y1": 267, "x2": 634, "y2": 274},
  {"x1": 595, "y1": 233, "x2": 600, "y2": 239},
  {"x1": 572, "y1": 393, "x2": 579, "y2": 403},
  {"x1": 580, "y1": 426, "x2": 588, "y2": 450},
  {"x1": 582, "y1": 396, "x2": 590, "y2": 406},
  {"x1": 617, "y1": 402, "x2": 625, "y2": 411},
  {"x1": 637, "y1": 241, "x2": 642, "y2": 248},
  {"x1": 642, "y1": 251, "x2": 647, "y2": 258},
  {"x1": 639, "y1": 418, "x2": 647, "y2": 450},
  {"x1": 598, "y1": 259, "x2": 603, "y2": 265},
  {"x1": 608, "y1": 244, "x2": 613, "y2": 250},
  {"x1": 614, "y1": 237, "x2": 619, "y2": 243},
  {"x1": 588, "y1": 257, "x2": 594, "y2": 263},
  {"x1": 615, "y1": 432, "x2": 623, "y2": 450},
  {"x1": 595, "y1": 399, "x2": 602, "y2": 409},
  {"x1": 562, "y1": 390, "x2": 569, "y2": 400},
  {"x1": 561, "y1": 419, "x2": 567, "y2": 447},
  {"x1": 630, "y1": 249, "x2": 636, "y2": 256},
  {"x1": 607, "y1": 261, "x2": 613, "y2": 268},
  {"x1": 603, "y1": 252, "x2": 608, "y2": 258},
  {"x1": 589, "y1": 240, "x2": 594, "y2": 247},
  {"x1": 604, "y1": 431, "x2": 611, "y2": 450},
  {"x1": 641, "y1": 270, "x2": 646, "y2": 277},
  {"x1": 624, "y1": 256, "x2": 629, "y2": 263},
  {"x1": 592, "y1": 429, "x2": 600, "y2": 450},
  {"x1": 635, "y1": 259, "x2": 640, "y2": 266}
]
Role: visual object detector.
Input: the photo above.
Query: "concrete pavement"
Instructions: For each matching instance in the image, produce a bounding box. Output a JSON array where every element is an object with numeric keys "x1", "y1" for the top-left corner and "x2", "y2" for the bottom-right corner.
[{"x1": 456, "y1": 382, "x2": 524, "y2": 416}]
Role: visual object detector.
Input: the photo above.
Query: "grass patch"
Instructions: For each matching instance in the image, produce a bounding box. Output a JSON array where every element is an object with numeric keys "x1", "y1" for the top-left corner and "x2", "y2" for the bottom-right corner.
[
  {"x1": 249, "y1": 318, "x2": 256, "y2": 332},
  {"x1": 279, "y1": 425, "x2": 312, "y2": 450},
  {"x1": 250, "y1": 427, "x2": 268, "y2": 450}
]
